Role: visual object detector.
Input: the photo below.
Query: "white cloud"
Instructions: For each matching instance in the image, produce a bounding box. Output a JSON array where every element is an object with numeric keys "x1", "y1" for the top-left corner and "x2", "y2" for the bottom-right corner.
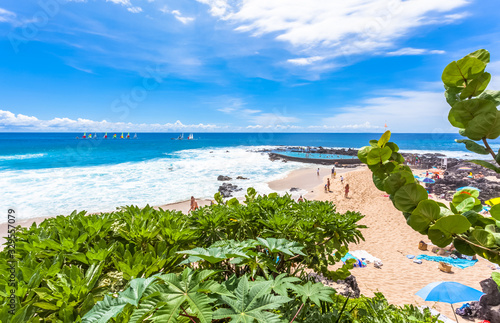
[
  {"x1": 127, "y1": 6, "x2": 143, "y2": 13},
  {"x1": 386, "y1": 47, "x2": 445, "y2": 56},
  {"x1": 106, "y1": 0, "x2": 131, "y2": 6},
  {"x1": 287, "y1": 56, "x2": 324, "y2": 66},
  {"x1": 0, "y1": 8, "x2": 16, "y2": 23},
  {"x1": 321, "y1": 89, "x2": 455, "y2": 133},
  {"x1": 0, "y1": 110, "x2": 218, "y2": 132},
  {"x1": 163, "y1": 9, "x2": 195, "y2": 24},
  {"x1": 196, "y1": 0, "x2": 468, "y2": 62}
]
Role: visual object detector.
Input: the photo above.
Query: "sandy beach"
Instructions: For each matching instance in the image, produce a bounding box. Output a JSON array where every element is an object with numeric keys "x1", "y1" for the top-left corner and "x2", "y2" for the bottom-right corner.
[{"x1": 271, "y1": 166, "x2": 494, "y2": 321}]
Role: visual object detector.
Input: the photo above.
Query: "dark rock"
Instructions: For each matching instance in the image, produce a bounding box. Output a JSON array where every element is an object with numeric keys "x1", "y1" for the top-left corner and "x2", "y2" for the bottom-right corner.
[
  {"x1": 217, "y1": 175, "x2": 232, "y2": 181},
  {"x1": 336, "y1": 275, "x2": 360, "y2": 298},
  {"x1": 468, "y1": 278, "x2": 500, "y2": 321},
  {"x1": 289, "y1": 187, "x2": 300, "y2": 192},
  {"x1": 236, "y1": 176, "x2": 249, "y2": 180},
  {"x1": 218, "y1": 183, "x2": 242, "y2": 198}
]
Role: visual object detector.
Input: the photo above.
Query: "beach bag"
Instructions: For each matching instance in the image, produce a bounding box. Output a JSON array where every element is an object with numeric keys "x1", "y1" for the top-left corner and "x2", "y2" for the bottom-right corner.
[
  {"x1": 438, "y1": 261, "x2": 452, "y2": 273},
  {"x1": 418, "y1": 241, "x2": 428, "y2": 251},
  {"x1": 456, "y1": 303, "x2": 472, "y2": 316}
]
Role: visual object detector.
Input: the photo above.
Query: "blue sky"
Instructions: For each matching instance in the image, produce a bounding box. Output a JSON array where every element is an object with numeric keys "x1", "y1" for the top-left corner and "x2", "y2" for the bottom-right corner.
[{"x1": 0, "y1": 0, "x2": 499, "y2": 132}]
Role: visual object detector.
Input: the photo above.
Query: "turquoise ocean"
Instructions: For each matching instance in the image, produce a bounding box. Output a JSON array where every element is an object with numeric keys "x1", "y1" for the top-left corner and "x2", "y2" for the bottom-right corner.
[{"x1": 1, "y1": 132, "x2": 498, "y2": 221}]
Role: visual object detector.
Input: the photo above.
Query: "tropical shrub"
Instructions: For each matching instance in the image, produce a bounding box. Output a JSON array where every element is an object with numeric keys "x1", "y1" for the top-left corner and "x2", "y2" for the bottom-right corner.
[
  {"x1": 358, "y1": 49, "x2": 500, "y2": 264},
  {"x1": 0, "y1": 190, "x2": 367, "y2": 322}
]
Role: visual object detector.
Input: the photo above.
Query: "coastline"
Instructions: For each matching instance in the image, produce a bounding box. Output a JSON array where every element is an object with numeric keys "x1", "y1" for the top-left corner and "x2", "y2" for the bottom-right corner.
[{"x1": 1, "y1": 163, "x2": 495, "y2": 321}]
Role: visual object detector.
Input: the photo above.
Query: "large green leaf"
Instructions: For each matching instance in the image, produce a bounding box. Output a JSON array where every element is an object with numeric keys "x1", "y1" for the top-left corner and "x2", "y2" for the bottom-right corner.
[
  {"x1": 455, "y1": 139, "x2": 489, "y2": 155},
  {"x1": 466, "y1": 49, "x2": 490, "y2": 64},
  {"x1": 291, "y1": 281, "x2": 334, "y2": 307},
  {"x1": 448, "y1": 98, "x2": 497, "y2": 128},
  {"x1": 444, "y1": 85, "x2": 463, "y2": 106},
  {"x1": 357, "y1": 146, "x2": 372, "y2": 164},
  {"x1": 383, "y1": 171, "x2": 414, "y2": 195},
  {"x1": 471, "y1": 229, "x2": 497, "y2": 248},
  {"x1": 428, "y1": 228, "x2": 453, "y2": 247},
  {"x1": 442, "y1": 56, "x2": 486, "y2": 87},
  {"x1": 366, "y1": 147, "x2": 392, "y2": 165},
  {"x1": 492, "y1": 272, "x2": 500, "y2": 291},
  {"x1": 463, "y1": 110, "x2": 500, "y2": 140},
  {"x1": 256, "y1": 237, "x2": 305, "y2": 256},
  {"x1": 491, "y1": 204, "x2": 500, "y2": 221},
  {"x1": 460, "y1": 72, "x2": 491, "y2": 99},
  {"x1": 81, "y1": 295, "x2": 129, "y2": 323},
  {"x1": 455, "y1": 197, "x2": 476, "y2": 213},
  {"x1": 479, "y1": 90, "x2": 500, "y2": 106},
  {"x1": 453, "y1": 238, "x2": 476, "y2": 256},
  {"x1": 431, "y1": 215, "x2": 471, "y2": 235},
  {"x1": 393, "y1": 184, "x2": 428, "y2": 213},
  {"x1": 377, "y1": 131, "x2": 391, "y2": 148},
  {"x1": 408, "y1": 200, "x2": 441, "y2": 232},
  {"x1": 213, "y1": 276, "x2": 291, "y2": 323}
]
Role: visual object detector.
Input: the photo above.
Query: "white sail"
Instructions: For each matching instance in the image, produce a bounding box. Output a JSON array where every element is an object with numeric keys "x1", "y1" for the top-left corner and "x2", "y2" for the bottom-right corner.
[{"x1": 188, "y1": 133, "x2": 193, "y2": 140}]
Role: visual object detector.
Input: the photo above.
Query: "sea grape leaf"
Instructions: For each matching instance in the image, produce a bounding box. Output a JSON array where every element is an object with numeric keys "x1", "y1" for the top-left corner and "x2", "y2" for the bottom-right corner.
[
  {"x1": 466, "y1": 49, "x2": 490, "y2": 64},
  {"x1": 377, "y1": 131, "x2": 391, "y2": 148},
  {"x1": 479, "y1": 90, "x2": 500, "y2": 106},
  {"x1": 455, "y1": 197, "x2": 476, "y2": 213},
  {"x1": 357, "y1": 146, "x2": 372, "y2": 164},
  {"x1": 453, "y1": 238, "x2": 476, "y2": 256},
  {"x1": 448, "y1": 99, "x2": 497, "y2": 128},
  {"x1": 492, "y1": 272, "x2": 500, "y2": 290},
  {"x1": 455, "y1": 139, "x2": 489, "y2": 155},
  {"x1": 383, "y1": 171, "x2": 414, "y2": 195},
  {"x1": 460, "y1": 72, "x2": 491, "y2": 99},
  {"x1": 393, "y1": 183, "x2": 428, "y2": 213},
  {"x1": 442, "y1": 56, "x2": 486, "y2": 87},
  {"x1": 369, "y1": 140, "x2": 379, "y2": 147},
  {"x1": 412, "y1": 200, "x2": 441, "y2": 221},
  {"x1": 463, "y1": 110, "x2": 500, "y2": 140},
  {"x1": 372, "y1": 173, "x2": 386, "y2": 191},
  {"x1": 385, "y1": 142, "x2": 399, "y2": 153},
  {"x1": 468, "y1": 160, "x2": 500, "y2": 173},
  {"x1": 366, "y1": 147, "x2": 392, "y2": 165},
  {"x1": 431, "y1": 215, "x2": 471, "y2": 235},
  {"x1": 445, "y1": 85, "x2": 463, "y2": 106},
  {"x1": 491, "y1": 204, "x2": 500, "y2": 221},
  {"x1": 471, "y1": 229, "x2": 497, "y2": 248},
  {"x1": 428, "y1": 228, "x2": 453, "y2": 247}
]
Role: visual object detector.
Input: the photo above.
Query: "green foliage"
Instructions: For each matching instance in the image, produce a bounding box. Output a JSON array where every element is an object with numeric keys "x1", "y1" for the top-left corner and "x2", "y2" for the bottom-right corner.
[
  {"x1": 360, "y1": 49, "x2": 500, "y2": 265},
  {"x1": 0, "y1": 192, "x2": 366, "y2": 322}
]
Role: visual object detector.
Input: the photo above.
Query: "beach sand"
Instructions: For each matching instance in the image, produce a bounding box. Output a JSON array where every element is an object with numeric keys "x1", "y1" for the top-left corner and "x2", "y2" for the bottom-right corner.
[{"x1": 272, "y1": 166, "x2": 493, "y2": 321}]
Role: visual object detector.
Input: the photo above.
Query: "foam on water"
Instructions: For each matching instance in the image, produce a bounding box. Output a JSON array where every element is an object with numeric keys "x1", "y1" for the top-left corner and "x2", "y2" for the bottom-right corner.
[
  {"x1": 0, "y1": 153, "x2": 46, "y2": 161},
  {"x1": 0, "y1": 147, "x2": 303, "y2": 222}
]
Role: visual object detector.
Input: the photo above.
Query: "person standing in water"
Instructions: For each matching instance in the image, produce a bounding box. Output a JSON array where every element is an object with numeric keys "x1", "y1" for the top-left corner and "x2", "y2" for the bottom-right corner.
[{"x1": 190, "y1": 196, "x2": 198, "y2": 212}]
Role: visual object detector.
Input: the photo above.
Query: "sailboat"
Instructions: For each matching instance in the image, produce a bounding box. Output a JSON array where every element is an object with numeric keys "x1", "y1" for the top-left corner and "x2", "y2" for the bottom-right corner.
[
  {"x1": 177, "y1": 133, "x2": 184, "y2": 140},
  {"x1": 94, "y1": 133, "x2": 98, "y2": 139},
  {"x1": 126, "y1": 132, "x2": 130, "y2": 139},
  {"x1": 133, "y1": 133, "x2": 137, "y2": 139},
  {"x1": 113, "y1": 134, "x2": 117, "y2": 139},
  {"x1": 82, "y1": 132, "x2": 86, "y2": 139},
  {"x1": 104, "y1": 132, "x2": 108, "y2": 139},
  {"x1": 188, "y1": 133, "x2": 194, "y2": 140},
  {"x1": 88, "y1": 133, "x2": 92, "y2": 139},
  {"x1": 120, "y1": 133, "x2": 124, "y2": 139}
]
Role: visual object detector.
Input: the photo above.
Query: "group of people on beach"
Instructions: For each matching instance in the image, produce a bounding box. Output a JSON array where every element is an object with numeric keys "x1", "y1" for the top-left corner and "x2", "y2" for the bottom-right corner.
[{"x1": 318, "y1": 166, "x2": 349, "y2": 198}]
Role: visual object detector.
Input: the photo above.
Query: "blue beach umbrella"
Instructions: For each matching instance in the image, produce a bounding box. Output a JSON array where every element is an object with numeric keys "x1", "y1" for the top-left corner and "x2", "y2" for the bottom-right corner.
[
  {"x1": 416, "y1": 281, "x2": 484, "y2": 322},
  {"x1": 456, "y1": 186, "x2": 481, "y2": 192},
  {"x1": 418, "y1": 177, "x2": 435, "y2": 184}
]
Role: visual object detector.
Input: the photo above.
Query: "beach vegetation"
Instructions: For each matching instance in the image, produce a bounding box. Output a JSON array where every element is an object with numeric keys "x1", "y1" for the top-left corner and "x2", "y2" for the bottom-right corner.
[{"x1": 359, "y1": 49, "x2": 500, "y2": 265}]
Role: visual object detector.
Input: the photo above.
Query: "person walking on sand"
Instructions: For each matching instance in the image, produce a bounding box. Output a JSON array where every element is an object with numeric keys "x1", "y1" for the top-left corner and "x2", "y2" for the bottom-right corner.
[
  {"x1": 331, "y1": 166, "x2": 335, "y2": 178},
  {"x1": 340, "y1": 175, "x2": 344, "y2": 184},
  {"x1": 317, "y1": 168, "x2": 320, "y2": 176},
  {"x1": 190, "y1": 196, "x2": 199, "y2": 212},
  {"x1": 327, "y1": 178, "x2": 331, "y2": 192},
  {"x1": 345, "y1": 184, "x2": 350, "y2": 198}
]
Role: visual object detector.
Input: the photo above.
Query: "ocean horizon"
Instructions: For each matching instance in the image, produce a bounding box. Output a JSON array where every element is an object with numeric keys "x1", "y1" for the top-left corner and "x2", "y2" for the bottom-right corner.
[{"x1": 1, "y1": 132, "x2": 498, "y2": 222}]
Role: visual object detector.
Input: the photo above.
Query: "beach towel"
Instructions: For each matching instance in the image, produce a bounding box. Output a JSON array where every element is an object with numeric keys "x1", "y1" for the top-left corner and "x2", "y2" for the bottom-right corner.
[
  {"x1": 350, "y1": 250, "x2": 381, "y2": 264},
  {"x1": 416, "y1": 254, "x2": 477, "y2": 269},
  {"x1": 341, "y1": 252, "x2": 366, "y2": 268}
]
